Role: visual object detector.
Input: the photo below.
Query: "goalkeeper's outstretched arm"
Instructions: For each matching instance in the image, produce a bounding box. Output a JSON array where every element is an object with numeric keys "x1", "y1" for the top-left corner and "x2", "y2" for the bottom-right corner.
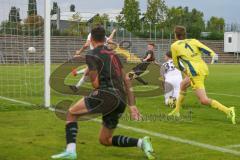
[{"x1": 194, "y1": 39, "x2": 218, "y2": 64}]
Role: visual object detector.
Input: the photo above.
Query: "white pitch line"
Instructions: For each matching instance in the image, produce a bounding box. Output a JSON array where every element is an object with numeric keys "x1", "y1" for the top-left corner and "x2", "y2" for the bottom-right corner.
[
  {"x1": 92, "y1": 119, "x2": 240, "y2": 157},
  {"x1": 0, "y1": 95, "x2": 33, "y2": 106},
  {"x1": 192, "y1": 91, "x2": 240, "y2": 98},
  {"x1": 118, "y1": 124, "x2": 240, "y2": 156},
  {"x1": 1, "y1": 96, "x2": 240, "y2": 157},
  {"x1": 147, "y1": 91, "x2": 240, "y2": 99},
  {"x1": 225, "y1": 144, "x2": 240, "y2": 149}
]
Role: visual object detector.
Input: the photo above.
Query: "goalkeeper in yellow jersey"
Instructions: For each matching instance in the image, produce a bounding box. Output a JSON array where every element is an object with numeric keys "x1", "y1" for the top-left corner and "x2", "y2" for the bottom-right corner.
[{"x1": 168, "y1": 26, "x2": 236, "y2": 124}]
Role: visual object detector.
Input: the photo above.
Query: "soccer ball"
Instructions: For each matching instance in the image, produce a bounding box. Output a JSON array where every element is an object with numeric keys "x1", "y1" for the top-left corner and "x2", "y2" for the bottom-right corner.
[{"x1": 28, "y1": 47, "x2": 36, "y2": 54}]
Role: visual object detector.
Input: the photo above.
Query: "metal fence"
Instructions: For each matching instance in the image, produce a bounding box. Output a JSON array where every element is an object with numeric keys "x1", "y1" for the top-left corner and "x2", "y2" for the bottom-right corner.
[{"x1": 225, "y1": 23, "x2": 240, "y2": 32}]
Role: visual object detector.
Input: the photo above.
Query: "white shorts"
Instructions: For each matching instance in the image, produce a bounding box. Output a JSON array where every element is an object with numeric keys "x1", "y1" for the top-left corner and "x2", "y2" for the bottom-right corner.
[{"x1": 164, "y1": 77, "x2": 182, "y2": 105}]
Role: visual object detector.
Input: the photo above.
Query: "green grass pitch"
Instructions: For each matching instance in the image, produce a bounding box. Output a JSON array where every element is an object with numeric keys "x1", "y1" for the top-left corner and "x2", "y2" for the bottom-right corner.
[{"x1": 0, "y1": 64, "x2": 240, "y2": 160}]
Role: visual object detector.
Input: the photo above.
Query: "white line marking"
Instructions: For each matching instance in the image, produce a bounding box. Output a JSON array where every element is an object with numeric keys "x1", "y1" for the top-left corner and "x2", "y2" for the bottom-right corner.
[
  {"x1": 0, "y1": 95, "x2": 33, "y2": 106},
  {"x1": 206, "y1": 92, "x2": 240, "y2": 98},
  {"x1": 147, "y1": 91, "x2": 240, "y2": 99},
  {"x1": 92, "y1": 119, "x2": 240, "y2": 156},
  {"x1": 1, "y1": 96, "x2": 240, "y2": 156},
  {"x1": 225, "y1": 144, "x2": 240, "y2": 149}
]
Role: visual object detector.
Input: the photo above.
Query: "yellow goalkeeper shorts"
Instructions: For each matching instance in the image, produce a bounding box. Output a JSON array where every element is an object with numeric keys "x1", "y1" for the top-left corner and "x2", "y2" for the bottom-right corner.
[{"x1": 190, "y1": 75, "x2": 207, "y2": 90}]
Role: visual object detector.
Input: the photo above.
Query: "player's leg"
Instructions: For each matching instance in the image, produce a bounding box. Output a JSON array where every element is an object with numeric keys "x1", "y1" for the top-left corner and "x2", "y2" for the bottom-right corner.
[
  {"x1": 99, "y1": 125, "x2": 143, "y2": 147},
  {"x1": 72, "y1": 67, "x2": 87, "y2": 77},
  {"x1": 128, "y1": 70, "x2": 148, "y2": 85},
  {"x1": 130, "y1": 63, "x2": 149, "y2": 85},
  {"x1": 75, "y1": 75, "x2": 88, "y2": 88},
  {"x1": 99, "y1": 101, "x2": 155, "y2": 160},
  {"x1": 70, "y1": 68, "x2": 89, "y2": 92},
  {"x1": 76, "y1": 68, "x2": 89, "y2": 88},
  {"x1": 164, "y1": 80, "x2": 174, "y2": 107},
  {"x1": 195, "y1": 89, "x2": 236, "y2": 124},
  {"x1": 135, "y1": 77, "x2": 148, "y2": 85},
  {"x1": 77, "y1": 68, "x2": 87, "y2": 75},
  {"x1": 164, "y1": 90, "x2": 172, "y2": 106},
  {"x1": 168, "y1": 77, "x2": 190, "y2": 116},
  {"x1": 51, "y1": 98, "x2": 88, "y2": 159}
]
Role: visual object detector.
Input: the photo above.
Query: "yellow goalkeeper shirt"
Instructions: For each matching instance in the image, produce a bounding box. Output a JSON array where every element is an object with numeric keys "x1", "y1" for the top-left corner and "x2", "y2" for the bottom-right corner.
[{"x1": 171, "y1": 39, "x2": 216, "y2": 77}]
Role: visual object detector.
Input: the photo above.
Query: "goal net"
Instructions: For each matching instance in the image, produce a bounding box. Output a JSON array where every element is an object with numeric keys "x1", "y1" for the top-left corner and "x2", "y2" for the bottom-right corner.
[
  {"x1": 0, "y1": 0, "x2": 87, "y2": 108},
  {"x1": 0, "y1": 0, "x2": 45, "y2": 107},
  {"x1": 0, "y1": 0, "x2": 165, "y2": 109}
]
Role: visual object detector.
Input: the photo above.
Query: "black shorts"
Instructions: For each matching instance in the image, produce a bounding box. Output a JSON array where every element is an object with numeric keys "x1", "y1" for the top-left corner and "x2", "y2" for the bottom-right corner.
[
  {"x1": 133, "y1": 62, "x2": 150, "y2": 75},
  {"x1": 84, "y1": 89, "x2": 126, "y2": 129}
]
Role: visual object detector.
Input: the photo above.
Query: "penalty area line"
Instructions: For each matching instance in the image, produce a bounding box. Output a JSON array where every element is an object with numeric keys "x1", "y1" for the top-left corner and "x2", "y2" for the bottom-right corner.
[{"x1": 1, "y1": 96, "x2": 240, "y2": 157}]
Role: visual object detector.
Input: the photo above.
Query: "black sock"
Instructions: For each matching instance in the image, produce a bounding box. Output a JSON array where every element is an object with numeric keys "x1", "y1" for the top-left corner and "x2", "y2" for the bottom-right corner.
[
  {"x1": 135, "y1": 77, "x2": 148, "y2": 85},
  {"x1": 112, "y1": 135, "x2": 139, "y2": 147},
  {"x1": 66, "y1": 122, "x2": 78, "y2": 144}
]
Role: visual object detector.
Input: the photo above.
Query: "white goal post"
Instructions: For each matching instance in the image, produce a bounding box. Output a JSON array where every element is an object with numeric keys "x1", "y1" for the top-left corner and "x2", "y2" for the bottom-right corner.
[{"x1": 44, "y1": 0, "x2": 51, "y2": 107}]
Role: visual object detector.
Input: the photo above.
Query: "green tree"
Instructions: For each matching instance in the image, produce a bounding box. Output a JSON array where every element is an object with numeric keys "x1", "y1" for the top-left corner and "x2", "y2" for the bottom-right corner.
[
  {"x1": 91, "y1": 14, "x2": 110, "y2": 27},
  {"x1": 0, "y1": 21, "x2": 22, "y2": 35},
  {"x1": 24, "y1": 15, "x2": 44, "y2": 36},
  {"x1": 165, "y1": 7, "x2": 185, "y2": 29},
  {"x1": 207, "y1": 16, "x2": 225, "y2": 32},
  {"x1": 9, "y1": 6, "x2": 21, "y2": 23},
  {"x1": 62, "y1": 13, "x2": 87, "y2": 36},
  {"x1": 145, "y1": 0, "x2": 168, "y2": 24},
  {"x1": 0, "y1": 7, "x2": 22, "y2": 35},
  {"x1": 164, "y1": 7, "x2": 205, "y2": 38},
  {"x1": 121, "y1": 0, "x2": 141, "y2": 32},
  {"x1": 187, "y1": 8, "x2": 205, "y2": 38},
  {"x1": 28, "y1": 0, "x2": 37, "y2": 16}
]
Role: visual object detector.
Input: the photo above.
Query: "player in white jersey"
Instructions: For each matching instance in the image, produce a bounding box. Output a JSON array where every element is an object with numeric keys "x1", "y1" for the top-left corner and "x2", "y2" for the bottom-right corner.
[
  {"x1": 70, "y1": 28, "x2": 117, "y2": 92},
  {"x1": 160, "y1": 51, "x2": 182, "y2": 107}
]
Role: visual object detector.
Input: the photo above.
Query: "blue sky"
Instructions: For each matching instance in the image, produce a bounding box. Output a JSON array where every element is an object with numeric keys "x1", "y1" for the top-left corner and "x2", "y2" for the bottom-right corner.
[{"x1": 1, "y1": 0, "x2": 239, "y2": 24}]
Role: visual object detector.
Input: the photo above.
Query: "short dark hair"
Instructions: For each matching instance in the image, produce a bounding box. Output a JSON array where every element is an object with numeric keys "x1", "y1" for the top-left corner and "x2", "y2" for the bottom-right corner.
[
  {"x1": 174, "y1": 26, "x2": 186, "y2": 40},
  {"x1": 148, "y1": 42, "x2": 155, "y2": 47},
  {"x1": 91, "y1": 26, "x2": 106, "y2": 42},
  {"x1": 165, "y1": 51, "x2": 172, "y2": 58}
]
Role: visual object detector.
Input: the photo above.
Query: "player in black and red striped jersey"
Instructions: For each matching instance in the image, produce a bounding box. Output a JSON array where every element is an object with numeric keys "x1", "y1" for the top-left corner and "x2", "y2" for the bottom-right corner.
[{"x1": 52, "y1": 26, "x2": 155, "y2": 160}]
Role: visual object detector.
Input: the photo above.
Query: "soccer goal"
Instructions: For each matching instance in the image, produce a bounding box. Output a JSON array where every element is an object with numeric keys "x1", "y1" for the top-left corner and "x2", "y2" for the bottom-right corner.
[{"x1": 0, "y1": 0, "x2": 51, "y2": 107}]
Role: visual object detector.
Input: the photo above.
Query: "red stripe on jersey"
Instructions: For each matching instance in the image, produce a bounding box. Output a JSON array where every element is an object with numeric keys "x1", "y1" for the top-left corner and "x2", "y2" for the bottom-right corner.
[{"x1": 100, "y1": 50, "x2": 122, "y2": 76}]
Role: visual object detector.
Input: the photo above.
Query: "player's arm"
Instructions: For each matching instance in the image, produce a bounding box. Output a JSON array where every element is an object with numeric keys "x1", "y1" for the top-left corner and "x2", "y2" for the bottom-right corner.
[
  {"x1": 171, "y1": 46, "x2": 182, "y2": 71},
  {"x1": 142, "y1": 51, "x2": 152, "y2": 62},
  {"x1": 88, "y1": 70, "x2": 99, "y2": 89},
  {"x1": 106, "y1": 29, "x2": 117, "y2": 44},
  {"x1": 171, "y1": 46, "x2": 187, "y2": 75},
  {"x1": 86, "y1": 54, "x2": 99, "y2": 89},
  {"x1": 75, "y1": 40, "x2": 90, "y2": 56},
  {"x1": 194, "y1": 39, "x2": 218, "y2": 64},
  {"x1": 122, "y1": 69, "x2": 141, "y2": 120}
]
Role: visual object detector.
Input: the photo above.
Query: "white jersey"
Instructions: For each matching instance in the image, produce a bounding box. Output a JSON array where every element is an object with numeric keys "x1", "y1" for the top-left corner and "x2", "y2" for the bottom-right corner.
[
  {"x1": 161, "y1": 59, "x2": 183, "y2": 104},
  {"x1": 161, "y1": 60, "x2": 182, "y2": 81},
  {"x1": 87, "y1": 33, "x2": 109, "y2": 50}
]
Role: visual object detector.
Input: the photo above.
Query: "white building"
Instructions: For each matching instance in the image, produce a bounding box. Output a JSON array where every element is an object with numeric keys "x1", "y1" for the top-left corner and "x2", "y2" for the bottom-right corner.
[
  {"x1": 51, "y1": 11, "x2": 119, "y2": 32},
  {"x1": 224, "y1": 32, "x2": 240, "y2": 53}
]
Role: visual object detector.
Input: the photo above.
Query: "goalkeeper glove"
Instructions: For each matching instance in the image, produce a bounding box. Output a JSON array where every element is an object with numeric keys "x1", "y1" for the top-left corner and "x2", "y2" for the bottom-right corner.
[{"x1": 211, "y1": 54, "x2": 219, "y2": 64}]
